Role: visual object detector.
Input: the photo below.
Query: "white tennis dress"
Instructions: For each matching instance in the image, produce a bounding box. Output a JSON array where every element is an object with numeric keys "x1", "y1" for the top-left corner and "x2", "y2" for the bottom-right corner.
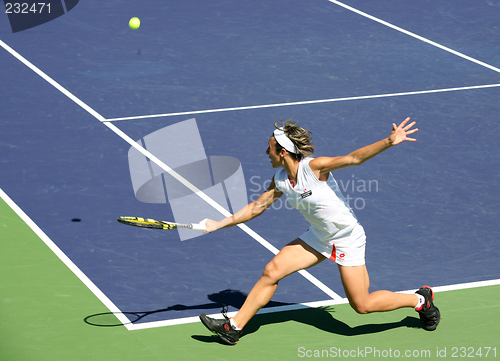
[{"x1": 274, "y1": 157, "x2": 366, "y2": 266}]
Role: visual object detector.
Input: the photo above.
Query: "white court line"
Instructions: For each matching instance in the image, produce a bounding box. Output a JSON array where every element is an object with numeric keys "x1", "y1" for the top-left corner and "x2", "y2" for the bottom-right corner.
[
  {"x1": 105, "y1": 83, "x2": 500, "y2": 122},
  {"x1": 0, "y1": 188, "x2": 133, "y2": 328},
  {"x1": 0, "y1": 40, "x2": 106, "y2": 122},
  {"x1": 0, "y1": 38, "x2": 342, "y2": 325},
  {"x1": 328, "y1": 0, "x2": 500, "y2": 74},
  {"x1": 128, "y1": 278, "x2": 500, "y2": 330}
]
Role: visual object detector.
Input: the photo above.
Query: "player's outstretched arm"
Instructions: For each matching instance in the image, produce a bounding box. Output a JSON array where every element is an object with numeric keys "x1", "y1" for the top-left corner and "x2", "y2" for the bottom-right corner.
[
  {"x1": 310, "y1": 117, "x2": 418, "y2": 176},
  {"x1": 203, "y1": 178, "x2": 283, "y2": 233}
]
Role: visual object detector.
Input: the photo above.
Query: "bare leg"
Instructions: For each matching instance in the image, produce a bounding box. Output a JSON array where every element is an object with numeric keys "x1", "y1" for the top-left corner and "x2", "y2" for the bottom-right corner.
[
  {"x1": 338, "y1": 264, "x2": 418, "y2": 314},
  {"x1": 232, "y1": 239, "x2": 326, "y2": 329}
]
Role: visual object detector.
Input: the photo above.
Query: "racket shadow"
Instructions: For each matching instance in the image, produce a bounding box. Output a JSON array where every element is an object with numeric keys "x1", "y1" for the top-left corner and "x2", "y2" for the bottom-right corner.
[
  {"x1": 84, "y1": 289, "x2": 289, "y2": 327},
  {"x1": 84, "y1": 303, "x2": 218, "y2": 327}
]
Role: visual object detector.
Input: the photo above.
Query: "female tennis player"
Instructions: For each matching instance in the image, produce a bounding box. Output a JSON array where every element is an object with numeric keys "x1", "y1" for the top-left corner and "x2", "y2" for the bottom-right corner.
[{"x1": 199, "y1": 117, "x2": 440, "y2": 345}]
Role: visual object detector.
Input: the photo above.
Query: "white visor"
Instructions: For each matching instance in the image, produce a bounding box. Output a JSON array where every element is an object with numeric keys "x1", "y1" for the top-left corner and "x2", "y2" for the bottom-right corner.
[{"x1": 273, "y1": 129, "x2": 298, "y2": 154}]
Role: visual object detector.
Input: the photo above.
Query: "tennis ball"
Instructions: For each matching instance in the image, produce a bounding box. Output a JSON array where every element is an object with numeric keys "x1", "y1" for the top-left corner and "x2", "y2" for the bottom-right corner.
[{"x1": 129, "y1": 17, "x2": 140, "y2": 30}]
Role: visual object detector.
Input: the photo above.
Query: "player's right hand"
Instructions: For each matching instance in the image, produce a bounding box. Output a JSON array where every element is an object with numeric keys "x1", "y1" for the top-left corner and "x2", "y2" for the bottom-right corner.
[{"x1": 202, "y1": 219, "x2": 219, "y2": 234}]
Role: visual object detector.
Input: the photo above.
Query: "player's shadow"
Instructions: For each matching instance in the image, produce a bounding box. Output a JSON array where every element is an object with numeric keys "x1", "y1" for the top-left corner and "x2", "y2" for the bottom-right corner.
[
  {"x1": 243, "y1": 307, "x2": 422, "y2": 336},
  {"x1": 194, "y1": 309, "x2": 422, "y2": 344},
  {"x1": 84, "y1": 289, "x2": 288, "y2": 327},
  {"x1": 84, "y1": 288, "x2": 422, "y2": 340},
  {"x1": 192, "y1": 295, "x2": 423, "y2": 344}
]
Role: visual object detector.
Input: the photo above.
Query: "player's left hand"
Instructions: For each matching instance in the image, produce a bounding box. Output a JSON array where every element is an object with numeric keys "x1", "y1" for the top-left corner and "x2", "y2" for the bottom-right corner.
[{"x1": 388, "y1": 117, "x2": 418, "y2": 145}]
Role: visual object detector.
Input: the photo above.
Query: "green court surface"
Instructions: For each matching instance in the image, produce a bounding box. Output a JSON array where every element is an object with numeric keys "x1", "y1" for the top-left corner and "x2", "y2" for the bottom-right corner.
[{"x1": 1, "y1": 197, "x2": 499, "y2": 361}]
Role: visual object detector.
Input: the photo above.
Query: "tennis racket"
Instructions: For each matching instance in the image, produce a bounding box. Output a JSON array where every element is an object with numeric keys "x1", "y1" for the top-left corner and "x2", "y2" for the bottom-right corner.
[{"x1": 117, "y1": 216, "x2": 207, "y2": 231}]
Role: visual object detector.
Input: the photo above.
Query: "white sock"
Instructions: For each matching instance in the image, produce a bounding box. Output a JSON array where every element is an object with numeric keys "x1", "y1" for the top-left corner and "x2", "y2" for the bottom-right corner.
[
  {"x1": 229, "y1": 318, "x2": 241, "y2": 331},
  {"x1": 415, "y1": 294, "x2": 425, "y2": 310}
]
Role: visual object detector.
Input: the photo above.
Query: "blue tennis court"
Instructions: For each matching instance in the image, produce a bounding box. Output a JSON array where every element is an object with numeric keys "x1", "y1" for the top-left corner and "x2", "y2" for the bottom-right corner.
[{"x1": 1, "y1": 0, "x2": 499, "y2": 331}]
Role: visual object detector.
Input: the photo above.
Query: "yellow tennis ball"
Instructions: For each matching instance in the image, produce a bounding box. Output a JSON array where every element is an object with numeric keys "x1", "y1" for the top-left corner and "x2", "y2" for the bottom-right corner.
[{"x1": 129, "y1": 17, "x2": 140, "y2": 30}]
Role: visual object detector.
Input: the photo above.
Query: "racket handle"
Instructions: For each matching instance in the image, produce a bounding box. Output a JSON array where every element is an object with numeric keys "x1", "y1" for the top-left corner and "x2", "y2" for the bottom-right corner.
[{"x1": 191, "y1": 218, "x2": 208, "y2": 231}]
